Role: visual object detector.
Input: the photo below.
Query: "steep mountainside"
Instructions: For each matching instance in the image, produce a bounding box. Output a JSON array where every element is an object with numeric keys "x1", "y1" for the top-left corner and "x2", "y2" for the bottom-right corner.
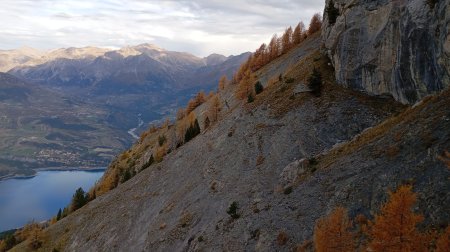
[
  {"x1": 6, "y1": 3, "x2": 450, "y2": 251},
  {"x1": 322, "y1": 0, "x2": 450, "y2": 103},
  {"x1": 0, "y1": 73, "x2": 130, "y2": 179},
  {"x1": 22, "y1": 33, "x2": 448, "y2": 252}
]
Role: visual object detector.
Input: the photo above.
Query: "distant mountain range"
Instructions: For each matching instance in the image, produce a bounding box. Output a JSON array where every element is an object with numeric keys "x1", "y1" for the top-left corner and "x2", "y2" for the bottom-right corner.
[
  {"x1": 0, "y1": 44, "x2": 250, "y2": 175},
  {"x1": 3, "y1": 44, "x2": 249, "y2": 123},
  {"x1": 2, "y1": 44, "x2": 249, "y2": 92}
]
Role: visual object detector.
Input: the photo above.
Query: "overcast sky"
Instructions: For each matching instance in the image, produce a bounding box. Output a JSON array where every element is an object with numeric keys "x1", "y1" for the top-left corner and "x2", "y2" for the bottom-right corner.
[{"x1": 0, "y1": 0, "x2": 324, "y2": 57}]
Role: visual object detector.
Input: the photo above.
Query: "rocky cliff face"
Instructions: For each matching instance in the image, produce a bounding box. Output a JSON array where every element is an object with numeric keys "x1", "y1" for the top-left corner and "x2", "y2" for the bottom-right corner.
[{"x1": 322, "y1": 0, "x2": 450, "y2": 103}]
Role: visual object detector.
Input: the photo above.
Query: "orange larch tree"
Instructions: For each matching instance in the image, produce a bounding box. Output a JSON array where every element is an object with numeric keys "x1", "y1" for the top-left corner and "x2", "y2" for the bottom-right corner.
[
  {"x1": 281, "y1": 26, "x2": 293, "y2": 54},
  {"x1": 236, "y1": 69, "x2": 256, "y2": 100},
  {"x1": 293, "y1": 22, "x2": 305, "y2": 45},
  {"x1": 314, "y1": 207, "x2": 354, "y2": 252},
  {"x1": 176, "y1": 108, "x2": 186, "y2": 120},
  {"x1": 368, "y1": 185, "x2": 429, "y2": 251},
  {"x1": 268, "y1": 34, "x2": 280, "y2": 60},
  {"x1": 207, "y1": 94, "x2": 222, "y2": 123},
  {"x1": 308, "y1": 13, "x2": 323, "y2": 35},
  {"x1": 218, "y1": 75, "x2": 228, "y2": 91},
  {"x1": 436, "y1": 226, "x2": 450, "y2": 252},
  {"x1": 256, "y1": 43, "x2": 268, "y2": 68},
  {"x1": 186, "y1": 91, "x2": 207, "y2": 114}
]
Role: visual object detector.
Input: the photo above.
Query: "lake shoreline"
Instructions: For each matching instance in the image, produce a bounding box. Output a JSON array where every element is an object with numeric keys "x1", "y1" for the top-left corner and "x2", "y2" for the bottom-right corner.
[
  {"x1": 0, "y1": 166, "x2": 107, "y2": 182},
  {"x1": 0, "y1": 168, "x2": 104, "y2": 232}
]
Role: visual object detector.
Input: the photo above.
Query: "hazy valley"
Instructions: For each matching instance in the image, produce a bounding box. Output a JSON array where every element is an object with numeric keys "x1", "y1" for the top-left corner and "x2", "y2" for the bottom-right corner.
[{"x1": 0, "y1": 44, "x2": 248, "y2": 178}]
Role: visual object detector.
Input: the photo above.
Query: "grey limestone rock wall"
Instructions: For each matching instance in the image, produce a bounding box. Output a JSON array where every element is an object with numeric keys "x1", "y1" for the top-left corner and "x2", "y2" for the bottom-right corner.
[{"x1": 322, "y1": 0, "x2": 450, "y2": 103}]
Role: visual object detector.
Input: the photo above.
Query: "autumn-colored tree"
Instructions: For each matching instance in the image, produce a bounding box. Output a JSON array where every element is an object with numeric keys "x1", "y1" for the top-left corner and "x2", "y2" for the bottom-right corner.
[
  {"x1": 14, "y1": 222, "x2": 46, "y2": 250},
  {"x1": 268, "y1": 34, "x2": 281, "y2": 60},
  {"x1": 314, "y1": 207, "x2": 354, "y2": 252},
  {"x1": 176, "y1": 108, "x2": 186, "y2": 121},
  {"x1": 208, "y1": 91, "x2": 214, "y2": 100},
  {"x1": 162, "y1": 118, "x2": 170, "y2": 129},
  {"x1": 185, "y1": 99, "x2": 196, "y2": 115},
  {"x1": 154, "y1": 144, "x2": 167, "y2": 162},
  {"x1": 218, "y1": 75, "x2": 228, "y2": 91},
  {"x1": 186, "y1": 91, "x2": 207, "y2": 114},
  {"x1": 436, "y1": 226, "x2": 450, "y2": 252},
  {"x1": 234, "y1": 57, "x2": 251, "y2": 83},
  {"x1": 176, "y1": 118, "x2": 188, "y2": 144},
  {"x1": 208, "y1": 94, "x2": 222, "y2": 122},
  {"x1": 27, "y1": 227, "x2": 45, "y2": 250},
  {"x1": 293, "y1": 22, "x2": 306, "y2": 45},
  {"x1": 186, "y1": 111, "x2": 196, "y2": 125},
  {"x1": 368, "y1": 185, "x2": 428, "y2": 251},
  {"x1": 0, "y1": 234, "x2": 17, "y2": 252},
  {"x1": 281, "y1": 26, "x2": 293, "y2": 54},
  {"x1": 253, "y1": 43, "x2": 268, "y2": 70},
  {"x1": 308, "y1": 13, "x2": 323, "y2": 35},
  {"x1": 96, "y1": 168, "x2": 119, "y2": 196},
  {"x1": 236, "y1": 69, "x2": 256, "y2": 100},
  {"x1": 175, "y1": 111, "x2": 197, "y2": 145},
  {"x1": 196, "y1": 91, "x2": 207, "y2": 104}
]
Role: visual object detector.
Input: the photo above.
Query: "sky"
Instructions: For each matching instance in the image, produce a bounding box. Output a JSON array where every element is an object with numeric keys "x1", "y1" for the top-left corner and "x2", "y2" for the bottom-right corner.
[{"x1": 0, "y1": 0, "x2": 324, "y2": 57}]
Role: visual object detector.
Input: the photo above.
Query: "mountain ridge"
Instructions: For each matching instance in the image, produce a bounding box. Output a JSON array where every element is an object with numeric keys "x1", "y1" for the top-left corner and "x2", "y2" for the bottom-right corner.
[{"x1": 0, "y1": 44, "x2": 242, "y2": 73}]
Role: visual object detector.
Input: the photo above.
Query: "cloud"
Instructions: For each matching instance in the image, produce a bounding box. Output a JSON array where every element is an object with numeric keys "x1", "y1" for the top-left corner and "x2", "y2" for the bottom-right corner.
[{"x1": 0, "y1": 0, "x2": 324, "y2": 56}]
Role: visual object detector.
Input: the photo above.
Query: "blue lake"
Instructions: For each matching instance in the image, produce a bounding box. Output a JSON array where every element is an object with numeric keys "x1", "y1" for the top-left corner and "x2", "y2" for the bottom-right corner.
[{"x1": 0, "y1": 169, "x2": 104, "y2": 232}]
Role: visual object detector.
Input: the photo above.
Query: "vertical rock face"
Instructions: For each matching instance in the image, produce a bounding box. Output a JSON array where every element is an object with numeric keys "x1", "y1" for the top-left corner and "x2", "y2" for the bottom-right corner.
[{"x1": 322, "y1": 0, "x2": 450, "y2": 103}]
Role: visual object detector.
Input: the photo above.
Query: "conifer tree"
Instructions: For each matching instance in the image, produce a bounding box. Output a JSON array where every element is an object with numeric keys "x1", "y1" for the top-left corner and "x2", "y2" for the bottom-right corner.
[
  {"x1": 71, "y1": 187, "x2": 87, "y2": 211},
  {"x1": 254, "y1": 81, "x2": 264, "y2": 95},
  {"x1": 368, "y1": 185, "x2": 428, "y2": 251},
  {"x1": 281, "y1": 26, "x2": 293, "y2": 54},
  {"x1": 176, "y1": 108, "x2": 186, "y2": 120},
  {"x1": 56, "y1": 208, "x2": 62, "y2": 221},
  {"x1": 120, "y1": 170, "x2": 131, "y2": 183},
  {"x1": 293, "y1": 22, "x2": 305, "y2": 45},
  {"x1": 308, "y1": 13, "x2": 323, "y2": 35},
  {"x1": 218, "y1": 75, "x2": 228, "y2": 91},
  {"x1": 269, "y1": 34, "x2": 280, "y2": 60},
  {"x1": 208, "y1": 94, "x2": 222, "y2": 122},
  {"x1": 436, "y1": 226, "x2": 450, "y2": 252},
  {"x1": 184, "y1": 119, "x2": 200, "y2": 142},
  {"x1": 314, "y1": 207, "x2": 354, "y2": 252},
  {"x1": 236, "y1": 69, "x2": 256, "y2": 100}
]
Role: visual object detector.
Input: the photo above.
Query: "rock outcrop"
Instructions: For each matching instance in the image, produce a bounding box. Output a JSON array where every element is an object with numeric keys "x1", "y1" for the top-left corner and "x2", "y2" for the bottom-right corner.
[{"x1": 322, "y1": 0, "x2": 450, "y2": 104}]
